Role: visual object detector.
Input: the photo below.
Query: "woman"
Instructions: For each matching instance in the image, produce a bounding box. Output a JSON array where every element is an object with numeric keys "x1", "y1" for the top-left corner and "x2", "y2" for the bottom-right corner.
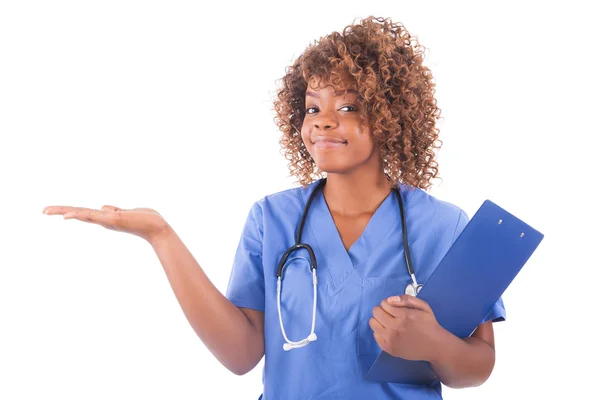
[{"x1": 43, "y1": 15, "x2": 505, "y2": 399}]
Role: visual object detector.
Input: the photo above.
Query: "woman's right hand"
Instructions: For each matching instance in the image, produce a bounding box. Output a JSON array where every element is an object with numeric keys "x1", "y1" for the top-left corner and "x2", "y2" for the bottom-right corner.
[{"x1": 42, "y1": 205, "x2": 172, "y2": 245}]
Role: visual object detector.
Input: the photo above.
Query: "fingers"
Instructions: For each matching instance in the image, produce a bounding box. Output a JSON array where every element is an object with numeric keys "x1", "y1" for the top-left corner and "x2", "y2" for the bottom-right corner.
[
  {"x1": 43, "y1": 206, "x2": 119, "y2": 227},
  {"x1": 64, "y1": 208, "x2": 109, "y2": 224},
  {"x1": 372, "y1": 304, "x2": 394, "y2": 328},
  {"x1": 381, "y1": 296, "x2": 431, "y2": 319},
  {"x1": 373, "y1": 295, "x2": 428, "y2": 326},
  {"x1": 369, "y1": 316, "x2": 385, "y2": 334},
  {"x1": 44, "y1": 205, "x2": 122, "y2": 214},
  {"x1": 43, "y1": 206, "x2": 80, "y2": 215},
  {"x1": 42, "y1": 205, "x2": 121, "y2": 224},
  {"x1": 380, "y1": 298, "x2": 413, "y2": 319},
  {"x1": 373, "y1": 332, "x2": 387, "y2": 349},
  {"x1": 386, "y1": 294, "x2": 432, "y2": 313}
]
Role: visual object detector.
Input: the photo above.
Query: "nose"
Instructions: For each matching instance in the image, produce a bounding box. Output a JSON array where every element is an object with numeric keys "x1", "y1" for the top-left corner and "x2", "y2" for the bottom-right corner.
[{"x1": 312, "y1": 110, "x2": 339, "y2": 130}]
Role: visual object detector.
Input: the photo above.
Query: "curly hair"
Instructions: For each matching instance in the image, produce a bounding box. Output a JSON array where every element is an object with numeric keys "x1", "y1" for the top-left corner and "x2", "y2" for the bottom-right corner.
[{"x1": 272, "y1": 15, "x2": 443, "y2": 190}]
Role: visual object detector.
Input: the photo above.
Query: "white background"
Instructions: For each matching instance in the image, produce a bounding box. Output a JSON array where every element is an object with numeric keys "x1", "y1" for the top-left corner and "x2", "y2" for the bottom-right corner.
[{"x1": 1, "y1": 0, "x2": 598, "y2": 398}]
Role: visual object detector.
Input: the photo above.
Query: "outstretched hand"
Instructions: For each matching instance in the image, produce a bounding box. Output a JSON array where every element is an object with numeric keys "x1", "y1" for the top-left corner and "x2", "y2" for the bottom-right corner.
[
  {"x1": 369, "y1": 294, "x2": 445, "y2": 362},
  {"x1": 43, "y1": 205, "x2": 172, "y2": 245}
]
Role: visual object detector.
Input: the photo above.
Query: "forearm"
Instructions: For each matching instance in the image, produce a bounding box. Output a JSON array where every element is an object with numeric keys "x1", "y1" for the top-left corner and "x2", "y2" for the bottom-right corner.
[
  {"x1": 428, "y1": 327, "x2": 495, "y2": 388},
  {"x1": 149, "y1": 226, "x2": 263, "y2": 375}
]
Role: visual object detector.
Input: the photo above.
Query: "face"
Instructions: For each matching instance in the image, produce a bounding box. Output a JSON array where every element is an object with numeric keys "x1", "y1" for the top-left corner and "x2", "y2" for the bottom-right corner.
[{"x1": 300, "y1": 74, "x2": 381, "y2": 176}]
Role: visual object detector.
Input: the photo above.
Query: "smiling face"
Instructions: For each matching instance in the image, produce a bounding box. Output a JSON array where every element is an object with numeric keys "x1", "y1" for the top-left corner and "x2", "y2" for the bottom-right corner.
[{"x1": 301, "y1": 74, "x2": 382, "y2": 177}]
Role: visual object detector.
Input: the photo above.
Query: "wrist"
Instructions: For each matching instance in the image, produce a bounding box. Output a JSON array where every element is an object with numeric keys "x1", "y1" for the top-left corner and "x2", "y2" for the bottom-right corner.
[
  {"x1": 148, "y1": 223, "x2": 176, "y2": 247},
  {"x1": 426, "y1": 324, "x2": 455, "y2": 364}
]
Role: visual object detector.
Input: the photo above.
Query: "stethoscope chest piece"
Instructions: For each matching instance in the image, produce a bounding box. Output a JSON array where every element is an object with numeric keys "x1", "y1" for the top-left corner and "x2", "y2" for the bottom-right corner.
[
  {"x1": 404, "y1": 282, "x2": 423, "y2": 297},
  {"x1": 277, "y1": 178, "x2": 421, "y2": 351}
]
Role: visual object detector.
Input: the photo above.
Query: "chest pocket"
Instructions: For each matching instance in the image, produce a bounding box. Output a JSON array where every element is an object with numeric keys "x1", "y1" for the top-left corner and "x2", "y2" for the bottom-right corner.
[{"x1": 357, "y1": 276, "x2": 409, "y2": 356}]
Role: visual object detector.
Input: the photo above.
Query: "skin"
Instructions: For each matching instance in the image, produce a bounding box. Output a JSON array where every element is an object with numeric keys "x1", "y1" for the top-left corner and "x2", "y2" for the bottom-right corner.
[
  {"x1": 302, "y1": 74, "x2": 496, "y2": 388},
  {"x1": 42, "y1": 208, "x2": 265, "y2": 376},
  {"x1": 301, "y1": 74, "x2": 392, "y2": 249},
  {"x1": 42, "y1": 73, "x2": 496, "y2": 387}
]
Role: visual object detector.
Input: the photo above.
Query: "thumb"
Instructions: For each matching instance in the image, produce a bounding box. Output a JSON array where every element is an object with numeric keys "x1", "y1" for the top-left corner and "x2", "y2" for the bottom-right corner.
[{"x1": 101, "y1": 205, "x2": 121, "y2": 212}]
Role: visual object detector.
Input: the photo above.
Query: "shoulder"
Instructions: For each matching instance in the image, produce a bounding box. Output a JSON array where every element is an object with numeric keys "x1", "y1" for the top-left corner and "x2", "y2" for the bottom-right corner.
[
  {"x1": 246, "y1": 180, "x2": 322, "y2": 225},
  {"x1": 400, "y1": 183, "x2": 468, "y2": 235},
  {"x1": 265, "y1": 181, "x2": 319, "y2": 205}
]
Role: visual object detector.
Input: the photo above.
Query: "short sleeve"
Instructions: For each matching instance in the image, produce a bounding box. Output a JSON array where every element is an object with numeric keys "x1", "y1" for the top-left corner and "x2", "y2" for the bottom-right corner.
[
  {"x1": 225, "y1": 202, "x2": 265, "y2": 312},
  {"x1": 451, "y1": 208, "x2": 470, "y2": 243},
  {"x1": 481, "y1": 297, "x2": 506, "y2": 323},
  {"x1": 452, "y1": 208, "x2": 507, "y2": 325}
]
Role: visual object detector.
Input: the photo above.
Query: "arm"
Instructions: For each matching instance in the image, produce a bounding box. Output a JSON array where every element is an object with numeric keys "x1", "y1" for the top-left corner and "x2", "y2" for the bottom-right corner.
[
  {"x1": 150, "y1": 226, "x2": 264, "y2": 375},
  {"x1": 429, "y1": 208, "x2": 497, "y2": 387},
  {"x1": 371, "y1": 295, "x2": 497, "y2": 389},
  {"x1": 429, "y1": 320, "x2": 495, "y2": 388}
]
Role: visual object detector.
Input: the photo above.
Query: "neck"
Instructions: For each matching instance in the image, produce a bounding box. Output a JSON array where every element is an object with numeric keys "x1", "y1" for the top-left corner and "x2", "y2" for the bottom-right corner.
[{"x1": 322, "y1": 169, "x2": 392, "y2": 216}]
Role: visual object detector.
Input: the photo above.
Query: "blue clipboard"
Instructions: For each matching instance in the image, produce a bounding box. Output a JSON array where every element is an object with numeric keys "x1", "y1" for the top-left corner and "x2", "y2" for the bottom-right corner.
[{"x1": 364, "y1": 199, "x2": 544, "y2": 385}]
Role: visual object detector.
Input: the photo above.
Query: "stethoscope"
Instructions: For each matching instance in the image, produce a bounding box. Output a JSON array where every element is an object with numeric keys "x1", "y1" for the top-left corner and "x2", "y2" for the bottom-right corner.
[{"x1": 275, "y1": 178, "x2": 422, "y2": 351}]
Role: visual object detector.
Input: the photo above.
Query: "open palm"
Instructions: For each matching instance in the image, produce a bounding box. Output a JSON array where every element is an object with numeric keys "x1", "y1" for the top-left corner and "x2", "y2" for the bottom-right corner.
[{"x1": 43, "y1": 205, "x2": 171, "y2": 244}]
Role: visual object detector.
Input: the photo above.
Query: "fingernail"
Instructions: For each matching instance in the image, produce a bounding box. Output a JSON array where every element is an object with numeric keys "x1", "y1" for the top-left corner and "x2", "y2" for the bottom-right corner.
[{"x1": 388, "y1": 296, "x2": 401, "y2": 303}]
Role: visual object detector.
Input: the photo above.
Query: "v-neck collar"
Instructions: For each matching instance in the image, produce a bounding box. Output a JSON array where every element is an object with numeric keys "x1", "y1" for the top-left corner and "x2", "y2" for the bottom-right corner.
[
  {"x1": 304, "y1": 180, "x2": 411, "y2": 290},
  {"x1": 346, "y1": 189, "x2": 401, "y2": 267}
]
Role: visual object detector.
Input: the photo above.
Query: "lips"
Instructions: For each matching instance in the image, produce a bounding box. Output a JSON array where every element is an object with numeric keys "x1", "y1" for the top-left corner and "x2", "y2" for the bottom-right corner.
[{"x1": 312, "y1": 136, "x2": 348, "y2": 149}]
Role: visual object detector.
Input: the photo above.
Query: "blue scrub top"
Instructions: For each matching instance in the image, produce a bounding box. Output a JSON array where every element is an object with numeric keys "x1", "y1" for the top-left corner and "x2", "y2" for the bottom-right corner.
[{"x1": 226, "y1": 180, "x2": 506, "y2": 399}]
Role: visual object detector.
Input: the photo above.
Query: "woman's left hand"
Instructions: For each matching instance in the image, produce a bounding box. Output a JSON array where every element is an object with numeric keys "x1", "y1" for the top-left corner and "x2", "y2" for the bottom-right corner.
[{"x1": 369, "y1": 294, "x2": 445, "y2": 362}]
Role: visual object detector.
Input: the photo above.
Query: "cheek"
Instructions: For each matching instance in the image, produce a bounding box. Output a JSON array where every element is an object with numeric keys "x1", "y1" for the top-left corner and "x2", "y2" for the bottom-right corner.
[
  {"x1": 300, "y1": 128, "x2": 309, "y2": 143},
  {"x1": 300, "y1": 129, "x2": 313, "y2": 151},
  {"x1": 352, "y1": 130, "x2": 375, "y2": 152}
]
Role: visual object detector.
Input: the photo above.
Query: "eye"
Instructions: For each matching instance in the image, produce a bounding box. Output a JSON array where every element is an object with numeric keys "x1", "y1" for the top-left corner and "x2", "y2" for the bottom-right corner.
[{"x1": 305, "y1": 105, "x2": 358, "y2": 114}]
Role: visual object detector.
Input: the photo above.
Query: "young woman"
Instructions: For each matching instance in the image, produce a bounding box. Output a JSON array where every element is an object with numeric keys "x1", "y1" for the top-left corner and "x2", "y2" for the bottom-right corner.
[{"x1": 43, "y1": 15, "x2": 505, "y2": 399}]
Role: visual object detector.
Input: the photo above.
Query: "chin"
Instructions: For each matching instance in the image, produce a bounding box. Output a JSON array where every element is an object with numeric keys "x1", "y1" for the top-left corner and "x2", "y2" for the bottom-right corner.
[{"x1": 314, "y1": 161, "x2": 353, "y2": 175}]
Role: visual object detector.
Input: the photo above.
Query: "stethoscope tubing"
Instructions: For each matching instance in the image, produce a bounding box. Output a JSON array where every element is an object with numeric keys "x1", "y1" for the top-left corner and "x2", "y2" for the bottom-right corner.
[{"x1": 276, "y1": 178, "x2": 419, "y2": 350}]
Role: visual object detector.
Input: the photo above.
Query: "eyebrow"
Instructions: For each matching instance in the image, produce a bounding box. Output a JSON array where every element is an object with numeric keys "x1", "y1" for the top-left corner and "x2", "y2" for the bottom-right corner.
[{"x1": 305, "y1": 89, "x2": 358, "y2": 98}]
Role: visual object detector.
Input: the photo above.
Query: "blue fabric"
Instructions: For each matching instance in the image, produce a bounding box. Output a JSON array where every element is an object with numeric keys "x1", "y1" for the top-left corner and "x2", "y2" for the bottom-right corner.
[{"x1": 226, "y1": 180, "x2": 505, "y2": 399}]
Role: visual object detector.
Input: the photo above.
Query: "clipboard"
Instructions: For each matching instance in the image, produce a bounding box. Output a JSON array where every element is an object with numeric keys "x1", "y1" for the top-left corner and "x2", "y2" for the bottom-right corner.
[{"x1": 364, "y1": 200, "x2": 544, "y2": 385}]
